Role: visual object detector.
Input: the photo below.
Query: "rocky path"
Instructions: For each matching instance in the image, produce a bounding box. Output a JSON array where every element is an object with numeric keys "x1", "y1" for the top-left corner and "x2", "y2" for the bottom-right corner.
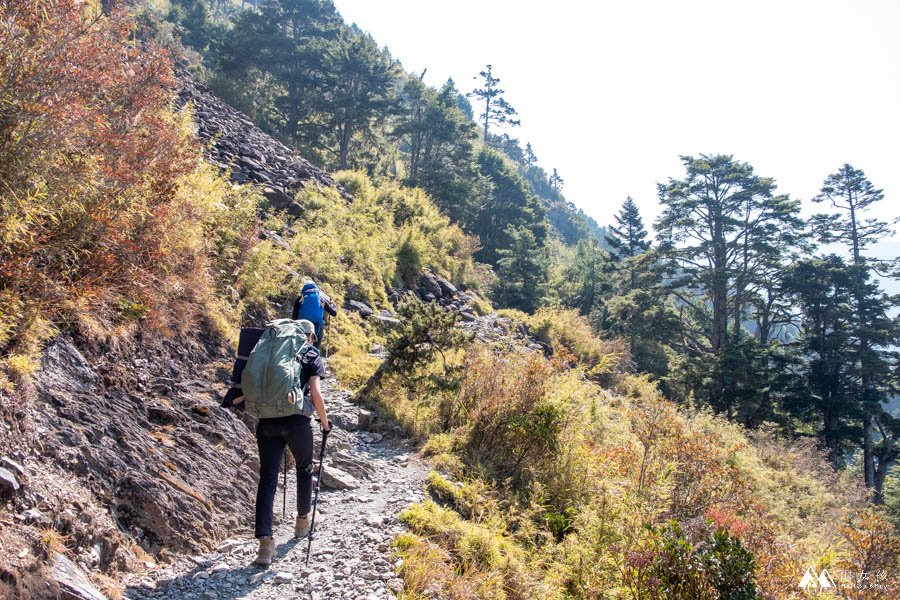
[{"x1": 123, "y1": 378, "x2": 428, "y2": 600}]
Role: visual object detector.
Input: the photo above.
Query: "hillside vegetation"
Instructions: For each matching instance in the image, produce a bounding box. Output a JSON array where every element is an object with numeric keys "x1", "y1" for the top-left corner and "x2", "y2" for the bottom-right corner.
[
  {"x1": 365, "y1": 308, "x2": 896, "y2": 598},
  {"x1": 148, "y1": 0, "x2": 900, "y2": 516},
  {"x1": 0, "y1": 2, "x2": 898, "y2": 599}
]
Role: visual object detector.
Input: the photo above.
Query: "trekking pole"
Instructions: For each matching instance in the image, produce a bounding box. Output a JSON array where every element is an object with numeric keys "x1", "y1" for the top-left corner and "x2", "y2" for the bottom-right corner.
[
  {"x1": 305, "y1": 426, "x2": 330, "y2": 565},
  {"x1": 322, "y1": 314, "x2": 331, "y2": 361},
  {"x1": 282, "y1": 448, "x2": 288, "y2": 521}
]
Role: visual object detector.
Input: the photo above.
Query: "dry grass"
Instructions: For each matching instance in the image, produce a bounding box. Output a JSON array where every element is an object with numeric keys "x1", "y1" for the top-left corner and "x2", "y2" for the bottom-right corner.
[{"x1": 379, "y1": 342, "x2": 891, "y2": 598}]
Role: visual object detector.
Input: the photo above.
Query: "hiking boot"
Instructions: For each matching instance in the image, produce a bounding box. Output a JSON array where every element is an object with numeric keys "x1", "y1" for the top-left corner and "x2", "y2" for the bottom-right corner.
[
  {"x1": 254, "y1": 537, "x2": 275, "y2": 566},
  {"x1": 294, "y1": 513, "x2": 311, "y2": 538}
]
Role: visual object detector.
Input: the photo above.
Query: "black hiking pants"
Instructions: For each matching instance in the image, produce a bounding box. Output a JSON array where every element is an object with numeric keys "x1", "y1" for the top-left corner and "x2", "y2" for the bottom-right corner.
[{"x1": 254, "y1": 414, "x2": 313, "y2": 538}]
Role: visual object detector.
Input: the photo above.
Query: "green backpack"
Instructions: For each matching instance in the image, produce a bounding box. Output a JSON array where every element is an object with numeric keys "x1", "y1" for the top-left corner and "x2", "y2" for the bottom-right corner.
[{"x1": 242, "y1": 319, "x2": 314, "y2": 419}]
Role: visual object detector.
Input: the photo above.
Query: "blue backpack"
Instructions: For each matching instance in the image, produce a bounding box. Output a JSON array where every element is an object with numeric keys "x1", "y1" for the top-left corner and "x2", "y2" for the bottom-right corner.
[{"x1": 299, "y1": 283, "x2": 324, "y2": 322}]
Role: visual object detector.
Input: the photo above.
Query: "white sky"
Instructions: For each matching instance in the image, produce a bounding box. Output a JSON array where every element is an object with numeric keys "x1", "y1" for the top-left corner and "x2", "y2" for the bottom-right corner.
[{"x1": 332, "y1": 0, "x2": 900, "y2": 249}]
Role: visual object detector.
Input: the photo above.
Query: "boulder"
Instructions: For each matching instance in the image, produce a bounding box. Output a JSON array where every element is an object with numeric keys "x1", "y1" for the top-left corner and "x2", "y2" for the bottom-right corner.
[
  {"x1": 434, "y1": 275, "x2": 458, "y2": 297},
  {"x1": 20, "y1": 508, "x2": 51, "y2": 526},
  {"x1": 50, "y1": 552, "x2": 107, "y2": 600},
  {"x1": 262, "y1": 186, "x2": 295, "y2": 207},
  {"x1": 418, "y1": 273, "x2": 443, "y2": 299},
  {"x1": 320, "y1": 465, "x2": 359, "y2": 490},
  {"x1": 374, "y1": 313, "x2": 400, "y2": 329},
  {"x1": 0, "y1": 466, "x2": 19, "y2": 494},
  {"x1": 331, "y1": 450, "x2": 376, "y2": 479},
  {"x1": 347, "y1": 300, "x2": 374, "y2": 318},
  {"x1": 357, "y1": 409, "x2": 375, "y2": 431},
  {"x1": 259, "y1": 229, "x2": 291, "y2": 251},
  {"x1": 328, "y1": 411, "x2": 358, "y2": 432},
  {"x1": 2, "y1": 456, "x2": 24, "y2": 477}
]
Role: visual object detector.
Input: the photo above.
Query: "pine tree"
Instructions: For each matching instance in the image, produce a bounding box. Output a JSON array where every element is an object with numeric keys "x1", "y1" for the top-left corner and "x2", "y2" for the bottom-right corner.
[
  {"x1": 605, "y1": 196, "x2": 651, "y2": 291},
  {"x1": 656, "y1": 155, "x2": 802, "y2": 417},
  {"x1": 328, "y1": 30, "x2": 397, "y2": 169},
  {"x1": 394, "y1": 77, "x2": 479, "y2": 224},
  {"x1": 469, "y1": 64, "x2": 520, "y2": 140},
  {"x1": 811, "y1": 164, "x2": 900, "y2": 502},
  {"x1": 783, "y1": 257, "x2": 866, "y2": 466},
  {"x1": 549, "y1": 168, "x2": 564, "y2": 192},
  {"x1": 562, "y1": 238, "x2": 610, "y2": 316},
  {"x1": 471, "y1": 148, "x2": 547, "y2": 268},
  {"x1": 494, "y1": 225, "x2": 549, "y2": 312},
  {"x1": 606, "y1": 197, "x2": 650, "y2": 260},
  {"x1": 524, "y1": 143, "x2": 538, "y2": 168}
]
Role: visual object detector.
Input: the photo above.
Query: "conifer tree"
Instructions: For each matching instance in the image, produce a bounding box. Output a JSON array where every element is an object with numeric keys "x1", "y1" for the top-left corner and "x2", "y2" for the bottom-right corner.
[
  {"x1": 469, "y1": 64, "x2": 520, "y2": 140},
  {"x1": 471, "y1": 148, "x2": 547, "y2": 268},
  {"x1": 810, "y1": 164, "x2": 900, "y2": 502},
  {"x1": 494, "y1": 225, "x2": 549, "y2": 312},
  {"x1": 656, "y1": 155, "x2": 802, "y2": 417},
  {"x1": 524, "y1": 143, "x2": 538, "y2": 168},
  {"x1": 605, "y1": 196, "x2": 651, "y2": 291},
  {"x1": 606, "y1": 197, "x2": 650, "y2": 261},
  {"x1": 562, "y1": 238, "x2": 610, "y2": 316},
  {"x1": 549, "y1": 168, "x2": 564, "y2": 192},
  {"x1": 394, "y1": 77, "x2": 478, "y2": 223}
]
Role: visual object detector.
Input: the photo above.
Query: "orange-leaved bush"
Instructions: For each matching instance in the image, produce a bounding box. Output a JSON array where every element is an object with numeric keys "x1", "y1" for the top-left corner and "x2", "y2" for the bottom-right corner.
[{"x1": 0, "y1": 0, "x2": 198, "y2": 354}]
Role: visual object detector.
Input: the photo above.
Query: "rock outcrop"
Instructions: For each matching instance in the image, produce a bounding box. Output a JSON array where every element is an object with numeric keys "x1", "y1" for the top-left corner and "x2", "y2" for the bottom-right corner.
[
  {"x1": 32, "y1": 335, "x2": 258, "y2": 558},
  {"x1": 175, "y1": 74, "x2": 352, "y2": 216}
]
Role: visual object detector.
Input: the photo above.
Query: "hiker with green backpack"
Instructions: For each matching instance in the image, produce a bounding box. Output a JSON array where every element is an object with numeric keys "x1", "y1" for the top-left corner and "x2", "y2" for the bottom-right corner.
[{"x1": 235, "y1": 318, "x2": 331, "y2": 566}]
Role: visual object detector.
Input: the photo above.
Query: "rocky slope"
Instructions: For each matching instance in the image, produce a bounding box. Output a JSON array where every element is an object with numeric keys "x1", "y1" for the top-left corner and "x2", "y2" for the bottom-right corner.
[
  {"x1": 0, "y1": 329, "x2": 257, "y2": 598},
  {"x1": 175, "y1": 74, "x2": 352, "y2": 215}
]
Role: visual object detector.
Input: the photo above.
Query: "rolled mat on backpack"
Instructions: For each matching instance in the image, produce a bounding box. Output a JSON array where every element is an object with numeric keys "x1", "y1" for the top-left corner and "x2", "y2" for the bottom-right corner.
[{"x1": 221, "y1": 327, "x2": 265, "y2": 410}]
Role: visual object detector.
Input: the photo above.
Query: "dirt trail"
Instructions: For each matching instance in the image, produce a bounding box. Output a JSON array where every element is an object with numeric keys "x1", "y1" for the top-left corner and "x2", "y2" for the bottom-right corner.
[{"x1": 122, "y1": 377, "x2": 429, "y2": 600}]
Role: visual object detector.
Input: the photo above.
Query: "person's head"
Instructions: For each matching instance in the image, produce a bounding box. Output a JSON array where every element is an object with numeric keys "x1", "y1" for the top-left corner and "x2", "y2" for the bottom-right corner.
[
  {"x1": 296, "y1": 319, "x2": 317, "y2": 344},
  {"x1": 301, "y1": 280, "x2": 318, "y2": 294}
]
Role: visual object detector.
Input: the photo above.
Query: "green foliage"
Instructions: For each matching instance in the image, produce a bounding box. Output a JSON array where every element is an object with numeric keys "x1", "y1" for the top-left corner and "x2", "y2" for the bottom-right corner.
[
  {"x1": 375, "y1": 331, "x2": 891, "y2": 598},
  {"x1": 362, "y1": 299, "x2": 473, "y2": 434},
  {"x1": 628, "y1": 521, "x2": 756, "y2": 600},
  {"x1": 526, "y1": 308, "x2": 629, "y2": 381},
  {"x1": 469, "y1": 64, "x2": 520, "y2": 139},
  {"x1": 605, "y1": 196, "x2": 650, "y2": 261},
  {"x1": 558, "y1": 237, "x2": 611, "y2": 316},
  {"x1": 656, "y1": 154, "x2": 804, "y2": 418},
  {"x1": 543, "y1": 506, "x2": 577, "y2": 542},
  {"x1": 471, "y1": 149, "x2": 547, "y2": 267},
  {"x1": 394, "y1": 229, "x2": 424, "y2": 288},
  {"x1": 395, "y1": 77, "x2": 480, "y2": 225},
  {"x1": 493, "y1": 225, "x2": 549, "y2": 312},
  {"x1": 211, "y1": 0, "x2": 398, "y2": 170}
]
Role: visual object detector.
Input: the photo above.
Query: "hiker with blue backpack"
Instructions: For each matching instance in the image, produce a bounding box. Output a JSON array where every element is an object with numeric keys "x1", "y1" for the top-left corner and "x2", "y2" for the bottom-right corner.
[
  {"x1": 225, "y1": 319, "x2": 332, "y2": 566},
  {"x1": 291, "y1": 280, "x2": 337, "y2": 349}
]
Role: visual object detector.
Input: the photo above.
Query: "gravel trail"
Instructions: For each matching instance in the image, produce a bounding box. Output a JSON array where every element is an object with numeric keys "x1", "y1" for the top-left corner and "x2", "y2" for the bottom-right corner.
[{"x1": 123, "y1": 378, "x2": 428, "y2": 600}]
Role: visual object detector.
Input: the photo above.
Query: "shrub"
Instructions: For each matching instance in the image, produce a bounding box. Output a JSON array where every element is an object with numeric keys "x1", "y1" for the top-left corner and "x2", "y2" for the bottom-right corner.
[
  {"x1": 527, "y1": 308, "x2": 631, "y2": 381},
  {"x1": 0, "y1": 0, "x2": 226, "y2": 365}
]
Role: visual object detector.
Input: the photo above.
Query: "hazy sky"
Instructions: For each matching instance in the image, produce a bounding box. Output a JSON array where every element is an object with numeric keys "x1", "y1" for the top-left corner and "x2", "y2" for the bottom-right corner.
[{"x1": 332, "y1": 0, "x2": 900, "y2": 246}]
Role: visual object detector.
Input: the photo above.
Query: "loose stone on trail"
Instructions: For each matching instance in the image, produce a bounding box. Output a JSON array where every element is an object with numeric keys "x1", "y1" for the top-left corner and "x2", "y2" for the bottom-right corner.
[{"x1": 122, "y1": 374, "x2": 428, "y2": 599}]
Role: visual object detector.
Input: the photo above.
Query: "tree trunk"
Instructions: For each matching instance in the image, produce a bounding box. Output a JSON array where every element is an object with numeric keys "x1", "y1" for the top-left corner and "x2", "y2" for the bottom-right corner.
[{"x1": 864, "y1": 413, "x2": 875, "y2": 489}]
